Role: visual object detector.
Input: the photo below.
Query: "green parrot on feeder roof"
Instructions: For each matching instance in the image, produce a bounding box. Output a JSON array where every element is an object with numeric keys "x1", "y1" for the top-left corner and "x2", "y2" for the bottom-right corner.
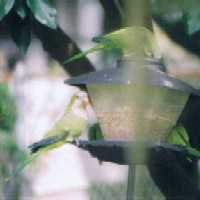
[{"x1": 64, "y1": 26, "x2": 162, "y2": 64}]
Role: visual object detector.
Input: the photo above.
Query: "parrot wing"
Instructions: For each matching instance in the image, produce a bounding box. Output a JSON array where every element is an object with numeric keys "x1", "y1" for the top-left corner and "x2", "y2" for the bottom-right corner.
[
  {"x1": 29, "y1": 111, "x2": 87, "y2": 153},
  {"x1": 28, "y1": 133, "x2": 68, "y2": 153}
]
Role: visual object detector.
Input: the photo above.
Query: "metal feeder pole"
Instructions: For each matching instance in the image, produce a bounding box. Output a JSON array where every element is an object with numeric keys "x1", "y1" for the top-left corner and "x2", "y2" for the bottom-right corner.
[
  {"x1": 125, "y1": 0, "x2": 157, "y2": 198},
  {"x1": 127, "y1": 165, "x2": 135, "y2": 200}
]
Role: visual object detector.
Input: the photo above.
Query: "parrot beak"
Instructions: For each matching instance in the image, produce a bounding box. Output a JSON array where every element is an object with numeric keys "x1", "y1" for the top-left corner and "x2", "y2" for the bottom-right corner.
[{"x1": 76, "y1": 91, "x2": 98, "y2": 125}]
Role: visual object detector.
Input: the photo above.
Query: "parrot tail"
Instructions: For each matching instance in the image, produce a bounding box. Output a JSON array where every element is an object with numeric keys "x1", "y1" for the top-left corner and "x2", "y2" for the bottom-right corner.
[
  {"x1": 5, "y1": 133, "x2": 71, "y2": 182},
  {"x1": 29, "y1": 134, "x2": 68, "y2": 153},
  {"x1": 64, "y1": 44, "x2": 105, "y2": 65},
  {"x1": 5, "y1": 153, "x2": 39, "y2": 182}
]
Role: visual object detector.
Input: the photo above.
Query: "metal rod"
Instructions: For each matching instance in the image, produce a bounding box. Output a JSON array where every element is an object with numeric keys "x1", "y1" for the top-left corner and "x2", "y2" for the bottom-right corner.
[{"x1": 127, "y1": 165, "x2": 135, "y2": 200}]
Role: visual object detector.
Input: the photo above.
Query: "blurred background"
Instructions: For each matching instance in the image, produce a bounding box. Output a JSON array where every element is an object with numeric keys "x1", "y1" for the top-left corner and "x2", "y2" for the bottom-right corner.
[
  {"x1": 1, "y1": 0, "x2": 200, "y2": 199},
  {"x1": 0, "y1": 1, "x2": 127, "y2": 200}
]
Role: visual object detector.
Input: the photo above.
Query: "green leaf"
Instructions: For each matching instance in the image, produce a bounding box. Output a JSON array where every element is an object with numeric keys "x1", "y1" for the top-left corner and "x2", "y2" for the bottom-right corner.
[
  {"x1": 186, "y1": 9, "x2": 200, "y2": 34},
  {"x1": 88, "y1": 123, "x2": 104, "y2": 141},
  {"x1": 186, "y1": 147, "x2": 200, "y2": 158},
  {"x1": 15, "y1": 0, "x2": 27, "y2": 19},
  {"x1": 166, "y1": 126, "x2": 200, "y2": 159},
  {"x1": 26, "y1": 0, "x2": 57, "y2": 29},
  {"x1": 0, "y1": 132, "x2": 27, "y2": 180},
  {"x1": 0, "y1": 83, "x2": 17, "y2": 133},
  {"x1": 151, "y1": 0, "x2": 200, "y2": 34},
  {"x1": 180, "y1": 0, "x2": 200, "y2": 34},
  {"x1": 0, "y1": 0, "x2": 15, "y2": 20},
  {"x1": 151, "y1": 0, "x2": 184, "y2": 23},
  {"x1": 10, "y1": 15, "x2": 31, "y2": 55},
  {"x1": 166, "y1": 126, "x2": 190, "y2": 147}
]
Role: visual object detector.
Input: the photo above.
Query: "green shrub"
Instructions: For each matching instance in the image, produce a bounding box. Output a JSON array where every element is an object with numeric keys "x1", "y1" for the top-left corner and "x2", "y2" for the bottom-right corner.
[{"x1": 0, "y1": 83, "x2": 17, "y2": 133}]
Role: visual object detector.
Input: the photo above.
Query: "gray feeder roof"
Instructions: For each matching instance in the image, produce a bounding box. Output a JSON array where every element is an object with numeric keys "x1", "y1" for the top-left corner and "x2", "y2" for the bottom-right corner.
[{"x1": 65, "y1": 61, "x2": 200, "y2": 96}]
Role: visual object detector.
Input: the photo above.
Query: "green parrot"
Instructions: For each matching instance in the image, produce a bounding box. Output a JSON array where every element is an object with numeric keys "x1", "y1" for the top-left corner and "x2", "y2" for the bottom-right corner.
[
  {"x1": 29, "y1": 91, "x2": 102, "y2": 154},
  {"x1": 64, "y1": 26, "x2": 162, "y2": 65},
  {"x1": 8, "y1": 91, "x2": 103, "y2": 181}
]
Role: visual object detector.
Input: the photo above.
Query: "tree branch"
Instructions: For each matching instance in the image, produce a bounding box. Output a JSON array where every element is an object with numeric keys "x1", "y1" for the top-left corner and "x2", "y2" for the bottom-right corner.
[
  {"x1": 99, "y1": 0, "x2": 123, "y2": 32},
  {"x1": 32, "y1": 18, "x2": 95, "y2": 77}
]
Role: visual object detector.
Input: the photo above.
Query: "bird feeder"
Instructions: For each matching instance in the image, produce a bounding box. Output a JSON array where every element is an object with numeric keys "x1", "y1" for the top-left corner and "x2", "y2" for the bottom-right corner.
[
  {"x1": 65, "y1": 58, "x2": 200, "y2": 200},
  {"x1": 65, "y1": 58, "x2": 199, "y2": 142}
]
